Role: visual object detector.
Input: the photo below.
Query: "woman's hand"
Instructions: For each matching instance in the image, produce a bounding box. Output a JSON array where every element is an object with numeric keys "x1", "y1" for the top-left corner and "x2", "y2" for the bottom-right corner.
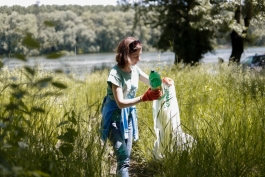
[
  {"x1": 140, "y1": 87, "x2": 162, "y2": 102},
  {"x1": 162, "y1": 77, "x2": 173, "y2": 86}
]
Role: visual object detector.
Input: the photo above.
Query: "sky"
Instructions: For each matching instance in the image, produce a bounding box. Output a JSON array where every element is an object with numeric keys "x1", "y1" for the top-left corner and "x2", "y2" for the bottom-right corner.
[{"x1": 0, "y1": 0, "x2": 118, "y2": 7}]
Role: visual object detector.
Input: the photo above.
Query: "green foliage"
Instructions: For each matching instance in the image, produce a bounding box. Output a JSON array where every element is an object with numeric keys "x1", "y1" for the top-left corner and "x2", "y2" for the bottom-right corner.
[
  {"x1": 119, "y1": 0, "x2": 265, "y2": 63},
  {"x1": 120, "y1": 0, "x2": 217, "y2": 64},
  {"x1": 46, "y1": 52, "x2": 65, "y2": 59},
  {"x1": 1, "y1": 21, "x2": 265, "y2": 176},
  {"x1": 0, "y1": 33, "x2": 68, "y2": 175},
  {"x1": 0, "y1": 5, "x2": 159, "y2": 57},
  {"x1": 135, "y1": 64, "x2": 265, "y2": 176},
  {"x1": 1, "y1": 56, "x2": 265, "y2": 176},
  {"x1": 56, "y1": 111, "x2": 78, "y2": 157},
  {"x1": 0, "y1": 33, "x2": 110, "y2": 176},
  {"x1": 44, "y1": 20, "x2": 56, "y2": 27},
  {"x1": 0, "y1": 4, "x2": 265, "y2": 61},
  {"x1": 14, "y1": 53, "x2": 27, "y2": 62},
  {"x1": 22, "y1": 33, "x2": 40, "y2": 49}
]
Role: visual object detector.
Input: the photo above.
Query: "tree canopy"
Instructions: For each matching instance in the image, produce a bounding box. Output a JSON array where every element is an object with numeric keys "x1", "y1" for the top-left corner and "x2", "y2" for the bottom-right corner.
[
  {"x1": 0, "y1": 4, "x2": 264, "y2": 61},
  {"x1": 0, "y1": 5, "x2": 161, "y2": 57},
  {"x1": 118, "y1": 0, "x2": 265, "y2": 64}
]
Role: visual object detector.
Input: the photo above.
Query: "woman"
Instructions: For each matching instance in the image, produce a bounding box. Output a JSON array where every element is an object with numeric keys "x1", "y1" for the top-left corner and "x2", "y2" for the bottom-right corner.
[{"x1": 100, "y1": 36, "x2": 164, "y2": 177}]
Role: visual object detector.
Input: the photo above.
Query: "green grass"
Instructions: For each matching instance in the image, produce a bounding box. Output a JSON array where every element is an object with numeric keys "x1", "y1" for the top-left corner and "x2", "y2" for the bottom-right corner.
[{"x1": 1, "y1": 63, "x2": 265, "y2": 176}]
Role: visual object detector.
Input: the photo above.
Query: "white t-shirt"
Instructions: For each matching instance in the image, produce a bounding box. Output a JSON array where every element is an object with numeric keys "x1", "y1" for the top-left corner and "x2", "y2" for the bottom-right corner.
[{"x1": 107, "y1": 64, "x2": 145, "y2": 100}]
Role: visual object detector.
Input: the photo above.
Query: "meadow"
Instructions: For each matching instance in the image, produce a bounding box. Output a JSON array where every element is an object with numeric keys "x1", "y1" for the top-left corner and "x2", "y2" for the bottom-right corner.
[{"x1": 0, "y1": 62, "x2": 265, "y2": 177}]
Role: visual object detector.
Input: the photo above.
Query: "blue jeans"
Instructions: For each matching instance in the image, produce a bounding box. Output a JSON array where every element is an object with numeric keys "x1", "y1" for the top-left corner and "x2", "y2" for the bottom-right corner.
[{"x1": 109, "y1": 120, "x2": 132, "y2": 177}]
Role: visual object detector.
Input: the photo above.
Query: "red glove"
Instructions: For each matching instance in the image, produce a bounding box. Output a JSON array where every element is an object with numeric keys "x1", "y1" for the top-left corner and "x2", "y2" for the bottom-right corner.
[
  {"x1": 140, "y1": 88, "x2": 162, "y2": 102},
  {"x1": 162, "y1": 77, "x2": 173, "y2": 86}
]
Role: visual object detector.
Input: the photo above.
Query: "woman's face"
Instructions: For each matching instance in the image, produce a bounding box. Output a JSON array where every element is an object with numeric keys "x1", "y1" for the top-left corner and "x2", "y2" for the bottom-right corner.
[{"x1": 128, "y1": 48, "x2": 142, "y2": 66}]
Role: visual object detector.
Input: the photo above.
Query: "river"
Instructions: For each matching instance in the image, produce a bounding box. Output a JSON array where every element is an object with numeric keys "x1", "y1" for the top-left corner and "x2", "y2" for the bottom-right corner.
[{"x1": 2, "y1": 47, "x2": 265, "y2": 78}]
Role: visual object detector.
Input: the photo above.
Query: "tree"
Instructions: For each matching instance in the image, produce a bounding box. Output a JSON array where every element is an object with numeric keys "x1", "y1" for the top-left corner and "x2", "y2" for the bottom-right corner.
[
  {"x1": 198, "y1": 0, "x2": 265, "y2": 63},
  {"x1": 228, "y1": 1, "x2": 265, "y2": 63},
  {"x1": 0, "y1": 12, "x2": 38, "y2": 57},
  {"x1": 118, "y1": 0, "x2": 265, "y2": 64},
  {"x1": 118, "y1": 0, "x2": 215, "y2": 64}
]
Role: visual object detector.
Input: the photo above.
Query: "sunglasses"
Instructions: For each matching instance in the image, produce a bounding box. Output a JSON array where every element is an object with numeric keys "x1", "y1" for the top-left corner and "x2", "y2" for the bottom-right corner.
[{"x1": 129, "y1": 40, "x2": 141, "y2": 51}]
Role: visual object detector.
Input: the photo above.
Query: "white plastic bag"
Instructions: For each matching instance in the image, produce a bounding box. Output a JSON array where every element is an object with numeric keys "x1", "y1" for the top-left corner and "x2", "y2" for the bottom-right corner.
[{"x1": 152, "y1": 80, "x2": 194, "y2": 160}]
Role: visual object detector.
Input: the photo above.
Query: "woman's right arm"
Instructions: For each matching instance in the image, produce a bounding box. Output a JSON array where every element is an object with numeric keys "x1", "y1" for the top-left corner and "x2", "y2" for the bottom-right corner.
[{"x1": 112, "y1": 84, "x2": 143, "y2": 109}]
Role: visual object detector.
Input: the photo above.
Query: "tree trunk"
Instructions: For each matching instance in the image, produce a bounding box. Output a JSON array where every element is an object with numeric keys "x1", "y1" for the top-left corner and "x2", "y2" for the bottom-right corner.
[
  {"x1": 174, "y1": 53, "x2": 179, "y2": 64},
  {"x1": 229, "y1": 30, "x2": 244, "y2": 63},
  {"x1": 229, "y1": 6, "x2": 244, "y2": 64},
  {"x1": 229, "y1": 2, "x2": 253, "y2": 64}
]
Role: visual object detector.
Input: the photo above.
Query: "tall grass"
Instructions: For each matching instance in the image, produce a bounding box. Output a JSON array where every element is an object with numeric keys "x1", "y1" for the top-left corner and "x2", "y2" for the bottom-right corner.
[
  {"x1": 136, "y1": 64, "x2": 265, "y2": 177},
  {"x1": 1, "y1": 62, "x2": 265, "y2": 177}
]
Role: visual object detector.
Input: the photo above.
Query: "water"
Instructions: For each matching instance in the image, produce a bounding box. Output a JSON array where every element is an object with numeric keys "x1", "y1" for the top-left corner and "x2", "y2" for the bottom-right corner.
[
  {"x1": 201, "y1": 47, "x2": 265, "y2": 63},
  {"x1": 2, "y1": 47, "x2": 265, "y2": 77},
  {"x1": 2, "y1": 51, "x2": 176, "y2": 74}
]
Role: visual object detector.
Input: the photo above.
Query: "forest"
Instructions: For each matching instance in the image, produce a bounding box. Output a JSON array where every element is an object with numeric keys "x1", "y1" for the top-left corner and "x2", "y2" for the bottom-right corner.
[
  {"x1": 0, "y1": 4, "x2": 265, "y2": 58},
  {"x1": 0, "y1": 5, "x2": 161, "y2": 57}
]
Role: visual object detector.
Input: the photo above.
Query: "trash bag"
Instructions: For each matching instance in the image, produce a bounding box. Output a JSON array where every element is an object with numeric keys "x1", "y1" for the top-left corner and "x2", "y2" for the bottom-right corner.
[{"x1": 152, "y1": 80, "x2": 194, "y2": 160}]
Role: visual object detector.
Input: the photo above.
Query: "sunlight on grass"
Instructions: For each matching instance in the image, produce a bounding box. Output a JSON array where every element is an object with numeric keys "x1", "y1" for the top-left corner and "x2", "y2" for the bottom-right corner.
[{"x1": 1, "y1": 63, "x2": 265, "y2": 176}]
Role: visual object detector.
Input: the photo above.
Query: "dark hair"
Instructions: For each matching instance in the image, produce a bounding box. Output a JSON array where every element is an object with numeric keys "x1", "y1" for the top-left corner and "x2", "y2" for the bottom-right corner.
[{"x1": 115, "y1": 36, "x2": 142, "y2": 68}]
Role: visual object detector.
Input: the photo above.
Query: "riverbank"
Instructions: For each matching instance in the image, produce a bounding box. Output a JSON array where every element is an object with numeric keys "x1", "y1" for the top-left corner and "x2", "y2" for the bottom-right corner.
[{"x1": 1, "y1": 47, "x2": 265, "y2": 79}]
